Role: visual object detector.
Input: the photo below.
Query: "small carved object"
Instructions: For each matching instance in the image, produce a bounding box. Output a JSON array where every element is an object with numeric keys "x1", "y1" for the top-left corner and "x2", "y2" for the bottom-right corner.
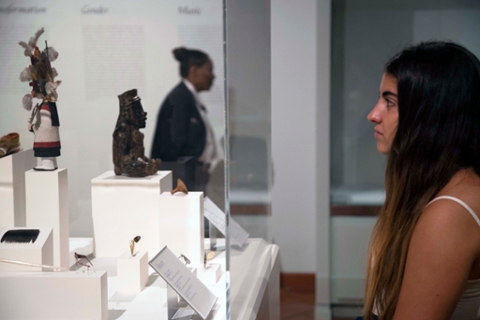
[
  {"x1": 0, "y1": 133, "x2": 21, "y2": 158},
  {"x1": 204, "y1": 251, "x2": 215, "y2": 268},
  {"x1": 171, "y1": 178, "x2": 188, "y2": 194},
  {"x1": 130, "y1": 235, "x2": 141, "y2": 256},
  {"x1": 74, "y1": 252, "x2": 93, "y2": 271},
  {"x1": 178, "y1": 254, "x2": 191, "y2": 265},
  {"x1": 1, "y1": 229, "x2": 40, "y2": 244},
  {"x1": 113, "y1": 89, "x2": 161, "y2": 177}
]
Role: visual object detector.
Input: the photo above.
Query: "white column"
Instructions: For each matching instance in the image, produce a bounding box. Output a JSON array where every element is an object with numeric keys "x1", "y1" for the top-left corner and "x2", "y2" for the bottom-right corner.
[
  {"x1": 117, "y1": 250, "x2": 149, "y2": 294},
  {"x1": 91, "y1": 170, "x2": 172, "y2": 258},
  {"x1": 0, "y1": 149, "x2": 35, "y2": 228},
  {"x1": 25, "y1": 168, "x2": 70, "y2": 268},
  {"x1": 0, "y1": 271, "x2": 108, "y2": 320},
  {"x1": 0, "y1": 227, "x2": 53, "y2": 271},
  {"x1": 158, "y1": 191, "x2": 204, "y2": 267}
]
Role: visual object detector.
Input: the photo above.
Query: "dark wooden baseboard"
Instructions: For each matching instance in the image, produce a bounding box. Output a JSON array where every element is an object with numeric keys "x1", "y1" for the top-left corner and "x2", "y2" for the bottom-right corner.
[
  {"x1": 280, "y1": 272, "x2": 315, "y2": 294},
  {"x1": 331, "y1": 205, "x2": 381, "y2": 217},
  {"x1": 230, "y1": 204, "x2": 270, "y2": 215}
]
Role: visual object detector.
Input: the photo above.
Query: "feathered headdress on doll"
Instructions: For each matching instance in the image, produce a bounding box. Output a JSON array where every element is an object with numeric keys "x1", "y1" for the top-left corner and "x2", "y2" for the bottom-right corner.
[{"x1": 19, "y1": 28, "x2": 61, "y2": 111}]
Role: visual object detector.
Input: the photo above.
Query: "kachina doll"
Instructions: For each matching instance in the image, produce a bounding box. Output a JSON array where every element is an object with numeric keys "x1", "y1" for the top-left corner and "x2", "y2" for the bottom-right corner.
[{"x1": 19, "y1": 28, "x2": 61, "y2": 171}]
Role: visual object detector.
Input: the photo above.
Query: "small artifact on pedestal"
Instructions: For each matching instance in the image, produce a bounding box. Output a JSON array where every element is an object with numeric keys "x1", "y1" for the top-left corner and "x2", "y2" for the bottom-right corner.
[
  {"x1": 19, "y1": 28, "x2": 61, "y2": 171},
  {"x1": 171, "y1": 178, "x2": 188, "y2": 195},
  {"x1": 74, "y1": 252, "x2": 94, "y2": 272},
  {"x1": 130, "y1": 235, "x2": 141, "y2": 257},
  {"x1": 0, "y1": 133, "x2": 21, "y2": 158},
  {"x1": 113, "y1": 89, "x2": 161, "y2": 177},
  {"x1": 1, "y1": 229, "x2": 40, "y2": 243},
  {"x1": 204, "y1": 251, "x2": 215, "y2": 269},
  {"x1": 178, "y1": 253, "x2": 191, "y2": 265}
]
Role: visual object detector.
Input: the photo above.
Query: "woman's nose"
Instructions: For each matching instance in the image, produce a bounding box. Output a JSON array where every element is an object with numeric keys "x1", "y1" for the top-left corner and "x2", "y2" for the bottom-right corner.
[{"x1": 367, "y1": 105, "x2": 381, "y2": 123}]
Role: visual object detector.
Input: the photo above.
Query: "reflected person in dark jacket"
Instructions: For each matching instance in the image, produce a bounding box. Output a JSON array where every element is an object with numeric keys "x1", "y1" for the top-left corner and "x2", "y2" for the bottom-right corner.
[{"x1": 151, "y1": 47, "x2": 217, "y2": 193}]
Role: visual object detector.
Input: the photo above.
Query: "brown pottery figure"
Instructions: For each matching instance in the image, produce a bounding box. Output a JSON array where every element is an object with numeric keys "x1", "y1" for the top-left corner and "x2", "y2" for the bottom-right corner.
[{"x1": 113, "y1": 89, "x2": 161, "y2": 177}]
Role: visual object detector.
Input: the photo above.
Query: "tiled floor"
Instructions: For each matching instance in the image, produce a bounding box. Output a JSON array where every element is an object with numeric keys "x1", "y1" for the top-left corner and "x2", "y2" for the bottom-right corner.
[
  {"x1": 280, "y1": 288, "x2": 315, "y2": 319},
  {"x1": 280, "y1": 288, "x2": 357, "y2": 320}
]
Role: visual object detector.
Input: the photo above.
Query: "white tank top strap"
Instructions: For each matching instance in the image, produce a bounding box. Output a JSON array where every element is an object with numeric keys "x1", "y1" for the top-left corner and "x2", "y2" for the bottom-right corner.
[{"x1": 427, "y1": 196, "x2": 480, "y2": 228}]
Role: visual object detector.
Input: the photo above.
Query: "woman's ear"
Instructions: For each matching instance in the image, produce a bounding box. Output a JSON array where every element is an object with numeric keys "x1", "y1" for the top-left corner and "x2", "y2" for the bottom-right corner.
[{"x1": 189, "y1": 65, "x2": 199, "y2": 77}]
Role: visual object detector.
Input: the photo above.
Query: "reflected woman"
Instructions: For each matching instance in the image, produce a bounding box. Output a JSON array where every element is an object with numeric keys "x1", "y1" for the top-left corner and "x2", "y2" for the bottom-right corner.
[
  {"x1": 151, "y1": 47, "x2": 217, "y2": 192},
  {"x1": 363, "y1": 42, "x2": 480, "y2": 319}
]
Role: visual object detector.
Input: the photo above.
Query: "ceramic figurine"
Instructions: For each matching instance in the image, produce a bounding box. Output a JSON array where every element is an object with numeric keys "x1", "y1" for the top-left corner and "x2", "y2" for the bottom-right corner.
[
  {"x1": 113, "y1": 89, "x2": 161, "y2": 177},
  {"x1": 19, "y1": 28, "x2": 61, "y2": 171}
]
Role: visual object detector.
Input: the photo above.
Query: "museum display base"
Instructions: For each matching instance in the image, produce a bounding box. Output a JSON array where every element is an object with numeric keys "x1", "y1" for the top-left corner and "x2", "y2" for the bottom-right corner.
[
  {"x1": 0, "y1": 149, "x2": 35, "y2": 228},
  {"x1": 0, "y1": 227, "x2": 53, "y2": 271},
  {"x1": 25, "y1": 168, "x2": 70, "y2": 268},
  {"x1": 3, "y1": 238, "x2": 278, "y2": 319},
  {"x1": 117, "y1": 250, "x2": 148, "y2": 294},
  {"x1": 90, "y1": 238, "x2": 279, "y2": 320},
  {"x1": 0, "y1": 270, "x2": 108, "y2": 320},
  {"x1": 158, "y1": 191, "x2": 204, "y2": 267},
  {"x1": 197, "y1": 263, "x2": 221, "y2": 285},
  {"x1": 92, "y1": 170, "x2": 172, "y2": 258}
]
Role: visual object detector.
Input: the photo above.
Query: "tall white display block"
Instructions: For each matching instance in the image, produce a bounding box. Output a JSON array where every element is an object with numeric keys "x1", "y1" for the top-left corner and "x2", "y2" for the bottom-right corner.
[
  {"x1": 158, "y1": 191, "x2": 204, "y2": 266},
  {"x1": 92, "y1": 170, "x2": 172, "y2": 258},
  {"x1": 0, "y1": 149, "x2": 35, "y2": 228},
  {"x1": 0, "y1": 227, "x2": 53, "y2": 271},
  {"x1": 117, "y1": 250, "x2": 148, "y2": 294},
  {"x1": 25, "y1": 168, "x2": 70, "y2": 269},
  {"x1": 0, "y1": 271, "x2": 108, "y2": 320}
]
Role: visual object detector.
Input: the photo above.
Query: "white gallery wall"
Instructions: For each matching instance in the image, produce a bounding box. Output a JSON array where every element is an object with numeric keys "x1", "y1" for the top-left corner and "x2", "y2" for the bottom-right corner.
[
  {"x1": 271, "y1": 0, "x2": 332, "y2": 314},
  {"x1": 0, "y1": 1, "x2": 225, "y2": 237}
]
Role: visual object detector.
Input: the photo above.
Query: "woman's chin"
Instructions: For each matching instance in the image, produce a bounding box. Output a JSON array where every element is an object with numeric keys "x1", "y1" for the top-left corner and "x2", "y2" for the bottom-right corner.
[{"x1": 377, "y1": 143, "x2": 390, "y2": 155}]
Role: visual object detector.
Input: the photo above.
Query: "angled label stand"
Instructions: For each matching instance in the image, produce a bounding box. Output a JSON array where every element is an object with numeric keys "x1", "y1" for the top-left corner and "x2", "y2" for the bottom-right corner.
[
  {"x1": 149, "y1": 246, "x2": 217, "y2": 320},
  {"x1": 203, "y1": 197, "x2": 249, "y2": 247}
]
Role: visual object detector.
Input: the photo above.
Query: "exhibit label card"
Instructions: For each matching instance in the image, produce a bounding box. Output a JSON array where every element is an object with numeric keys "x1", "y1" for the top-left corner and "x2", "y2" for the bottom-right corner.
[
  {"x1": 204, "y1": 197, "x2": 250, "y2": 247},
  {"x1": 149, "y1": 246, "x2": 217, "y2": 319}
]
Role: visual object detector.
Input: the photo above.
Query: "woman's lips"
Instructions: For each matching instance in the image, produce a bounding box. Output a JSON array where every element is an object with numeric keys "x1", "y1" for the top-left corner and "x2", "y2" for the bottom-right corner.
[{"x1": 374, "y1": 130, "x2": 382, "y2": 138}]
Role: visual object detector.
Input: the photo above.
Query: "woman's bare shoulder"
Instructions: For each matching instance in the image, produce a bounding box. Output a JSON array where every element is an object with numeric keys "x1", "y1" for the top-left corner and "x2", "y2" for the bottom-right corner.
[
  {"x1": 434, "y1": 168, "x2": 480, "y2": 214},
  {"x1": 393, "y1": 170, "x2": 480, "y2": 319}
]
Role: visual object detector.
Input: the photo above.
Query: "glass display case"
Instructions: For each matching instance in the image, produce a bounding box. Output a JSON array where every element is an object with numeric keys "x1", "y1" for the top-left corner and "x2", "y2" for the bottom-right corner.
[{"x1": 0, "y1": 0, "x2": 275, "y2": 319}]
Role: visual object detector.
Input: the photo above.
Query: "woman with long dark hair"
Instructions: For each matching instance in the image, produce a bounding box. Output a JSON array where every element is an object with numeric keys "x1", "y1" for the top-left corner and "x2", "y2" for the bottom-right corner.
[{"x1": 364, "y1": 41, "x2": 480, "y2": 319}]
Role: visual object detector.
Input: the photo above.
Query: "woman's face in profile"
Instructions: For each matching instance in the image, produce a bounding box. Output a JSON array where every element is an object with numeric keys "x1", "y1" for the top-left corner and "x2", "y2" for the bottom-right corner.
[
  {"x1": 367, "y1": 73, "x2": 399, "y2": 154},
  {"x1": 191, "y1": 59, "x2": 215, "y2": 92}
]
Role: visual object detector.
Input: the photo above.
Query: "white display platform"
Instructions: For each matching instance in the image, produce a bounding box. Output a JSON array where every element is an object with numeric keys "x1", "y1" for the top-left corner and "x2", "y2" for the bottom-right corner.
[
  {"x1": 92, "y1": 170, "x2": 172, "y2": 258},
  {"x1": 0, "y1": 270, "x2": 108, "y2": 320},
  {"x1": 25, "y1": 168, "x2": 70, "y2": 269},
  {"x1": 118, "y1": 250, "x2": 148, "y2": 294},
  {"x1": 197, "y1": 263, "x2": 222, "y2": 285},
  {"x1": 0, "y1": 149, "x2": 35, "y2": 228},
  {"x1": 0, "y1": 227, "x2": 53, "y2": 271},
  {"x1": 158, "y1": 191, "x2": 204, "y2": 267},
  {"x1": 89, "y1": 238, "x2": 279, "y2": 320}
]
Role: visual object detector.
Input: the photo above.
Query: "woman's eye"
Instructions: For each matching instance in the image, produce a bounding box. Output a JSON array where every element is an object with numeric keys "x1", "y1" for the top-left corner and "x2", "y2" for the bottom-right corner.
[{"x1": 386, "y1": 99, "x2": 395, "y2": 107}]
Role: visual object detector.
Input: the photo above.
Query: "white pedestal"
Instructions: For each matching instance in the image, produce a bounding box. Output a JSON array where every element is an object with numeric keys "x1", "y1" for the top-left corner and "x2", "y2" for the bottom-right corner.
[
  {"x1": 0, "y1": 227, "x2": 53, "y2": 271},
  {"x1": 158, "y1": 191, "x2": 204, "y2": 267},
  {"x1": 25, "y1": 168, "x2": 69, "y2": 269},
  {"x1": 197, "y1": 263, "x2": 222, "y2": 285},
  {"x1": 0, "y1": 270, "x2": 108, "y2": 320},
  {"x1": 0, "y1": 149, "x2": 35, "y2": 228},
  {"x1": 117, "y1": 250, "x2": 148, "y2": 294},
  {"x1": 91, "y1": 170, "x2": 172, "y2": 258}
]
